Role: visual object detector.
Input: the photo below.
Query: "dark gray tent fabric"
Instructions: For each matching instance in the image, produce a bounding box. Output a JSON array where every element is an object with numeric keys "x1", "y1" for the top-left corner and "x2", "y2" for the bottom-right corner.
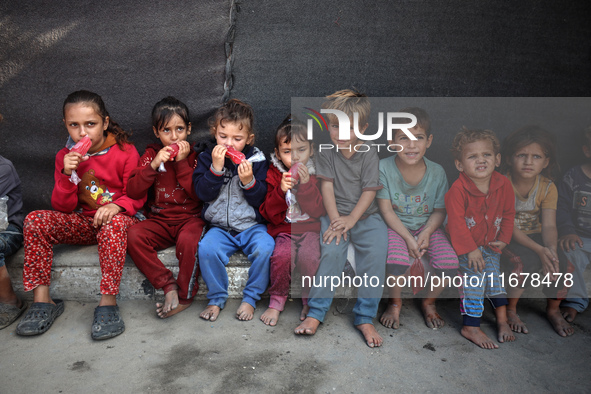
[
  {"x1": 1, "y1": 0, "x2": 590, "y2": 212},
  {"x1": 0, "y1": 1, "x2": 230, "y2": 211}
]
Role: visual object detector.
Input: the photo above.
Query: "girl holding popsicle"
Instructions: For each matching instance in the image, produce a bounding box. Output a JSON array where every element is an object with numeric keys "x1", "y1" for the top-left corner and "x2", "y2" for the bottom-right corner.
[
  {"x1": 17, "y1": 90, "x2": 145, "y2": 340},
  {"x1": 259, "y1": 115, "x2": 325, "y2": 326},
  {"x1": 193, "y1": 98, "x2": 274, "y2": 322},
  {"x1": 126, "y1": 96, "x2": 205, "y2": 318}
]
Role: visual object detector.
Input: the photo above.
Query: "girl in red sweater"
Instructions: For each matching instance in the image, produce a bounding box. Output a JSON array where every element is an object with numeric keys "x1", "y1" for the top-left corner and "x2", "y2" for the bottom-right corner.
[
  {"x1": 259, "y1": 116, "x2": 325, "y2": 326},
  {"x1": 127, "y1": 97, "x2": 205, "y2": 318},
  {"x1": 17, "y1": 90, "x2": 145, "y2": 340}
]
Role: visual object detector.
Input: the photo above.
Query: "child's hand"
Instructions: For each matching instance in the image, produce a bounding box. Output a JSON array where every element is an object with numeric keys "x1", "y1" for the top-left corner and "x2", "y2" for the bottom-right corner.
[
  {"x1": 280, "y1": 172, "x2": 293, "y2": 193},
  {"x1": 322, "y1": 226, "x2": 346, "y2": 245},
  {"x1": 330, "y1": 215, "x2": 357, "y2": 234},
  {"x1": 151, "y1": 146, "x2": 172, "y2": 171},
  {"x1": 175, "y1": 140, "x2": 191, "y2": 162},
  {"x1": 467, "y1": 248, "x2": 485, "y2": 272},
  {"x1": 405, "y1": 237, "x2": 422, "y2": 259},
  {"x1": 63, "y1": 152, "x2": 88, "y2": 176},
  {"x1": 488, "y1": 241, "x2": 507, "y2": 253},
  {"x1": 414, "y1": 232, "x2": 430, "y2": 258},
  {"x1": 537, "y1": 246, "x2": 559, "y2": 278},
  {"x1": 93, "y1": 203, "x2": 123, "y2": 228},
  {"x1": 559, "y1": 234, "x2": 583, "y2": 252},
  {"x1": 297, "y1": 164, "x2": 310, "y2": 184},
  {"x1": 238, "y1": 160, "x2": 254, "y2": 186},
  {"x1": 211, "y1": 145, "x2": 228, "y2": 172}
]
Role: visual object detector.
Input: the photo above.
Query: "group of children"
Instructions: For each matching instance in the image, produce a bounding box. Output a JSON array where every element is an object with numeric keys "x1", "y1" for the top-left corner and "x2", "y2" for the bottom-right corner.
[{"x1": 0, "y1": 89, "x2": 589, "y2": 350}]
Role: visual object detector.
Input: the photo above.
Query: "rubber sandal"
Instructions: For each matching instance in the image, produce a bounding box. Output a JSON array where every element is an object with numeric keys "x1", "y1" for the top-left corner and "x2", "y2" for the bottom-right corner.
[
  {"x1": 16, "y1": 299, "x2": 64, "y2": 336},
  {"x1": 0, "y1": 300, "x2": 28, "y2": 330},
  {"x1": 91, "y1": 305, "x2": 125, "y2": 340}
]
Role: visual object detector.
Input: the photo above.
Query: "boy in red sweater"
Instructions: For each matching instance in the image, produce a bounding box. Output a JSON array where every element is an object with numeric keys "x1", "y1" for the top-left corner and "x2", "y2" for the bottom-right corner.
[
  {"x1": 259, "y1": 116, "x2": 325, "y2": 325},
  {"x1": 127, "y1": 97, "x2": 205, "y2": 318},
  {"x1": 445, "y1": 128, "x2": 516, "y2": 349}
]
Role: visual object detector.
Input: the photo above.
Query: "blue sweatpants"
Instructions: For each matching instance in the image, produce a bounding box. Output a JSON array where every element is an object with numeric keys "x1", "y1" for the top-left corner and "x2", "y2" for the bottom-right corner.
[
  {"x1": 306, "y1": 213, "x2": 387, "y2": 326},
  {"x1": 198, "y1": 224, "x2": 274, "y2": 309}
]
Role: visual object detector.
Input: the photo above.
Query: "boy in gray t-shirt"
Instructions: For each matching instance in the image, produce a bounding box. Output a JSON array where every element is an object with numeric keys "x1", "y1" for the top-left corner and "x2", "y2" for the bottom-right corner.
[{"x1": 295, "y1": 90, "x2": 387, "y2": 348}]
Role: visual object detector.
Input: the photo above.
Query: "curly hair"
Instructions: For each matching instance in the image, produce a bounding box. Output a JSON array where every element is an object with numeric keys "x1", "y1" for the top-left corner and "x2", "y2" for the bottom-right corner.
[
  {"x1": 208, "y1": 99, "x2": 255, "y2": 145},
  {"x1": 450, "y1": 127, "x2": 500, "y2": 161}
]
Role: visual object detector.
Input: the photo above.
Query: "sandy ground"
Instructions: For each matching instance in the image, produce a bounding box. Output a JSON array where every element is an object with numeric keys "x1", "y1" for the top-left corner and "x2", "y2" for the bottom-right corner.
[{"x1": 1, "y1": 297, "x2": 590, "y2": 393}]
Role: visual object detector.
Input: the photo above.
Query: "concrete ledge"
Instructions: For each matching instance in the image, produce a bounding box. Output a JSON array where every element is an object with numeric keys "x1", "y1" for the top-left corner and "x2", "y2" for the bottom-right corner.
[
  {"x1": 5, "y1": 245, "x2": 356, "y2": 302},
  {"x1": 5, "y1": 245, "x2": 251, "y2": 302}
]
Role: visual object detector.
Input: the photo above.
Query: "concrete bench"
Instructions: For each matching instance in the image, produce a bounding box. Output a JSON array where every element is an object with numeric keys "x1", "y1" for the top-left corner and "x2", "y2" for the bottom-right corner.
[{"x1": 5, "y1": 245, "x2": 356, "y2": 302}]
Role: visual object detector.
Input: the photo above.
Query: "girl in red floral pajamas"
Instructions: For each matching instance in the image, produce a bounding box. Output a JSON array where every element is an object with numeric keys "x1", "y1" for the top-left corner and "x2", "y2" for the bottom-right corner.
[{"x1": 16, "y1": 90, "x2": 145, "y2": 340}]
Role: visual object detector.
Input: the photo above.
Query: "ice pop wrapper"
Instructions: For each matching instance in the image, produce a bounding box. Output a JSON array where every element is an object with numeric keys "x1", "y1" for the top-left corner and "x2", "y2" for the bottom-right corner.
[
  {"x1": 289, "y1": 162, "x2": 304, "y2": 183},
  {"x1": 225, "y1": 146, "x2": 246, "y2": 164},
  {"x1": 224, "y1": 146, "x2": 266, "y2": 165},
  {"x1": 68, "y1": 136, "x2": 92, "y2": 185},
  {"x1": 158, "y1": 143, "x2": 180, "y2": 172}
]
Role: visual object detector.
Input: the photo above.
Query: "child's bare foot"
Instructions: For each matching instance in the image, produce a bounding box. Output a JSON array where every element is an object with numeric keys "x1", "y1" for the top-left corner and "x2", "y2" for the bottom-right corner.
[
  {"x1": 200, "y1": 305, "x2": 221, "y2": 321},
  {"x1": 356, "y1": 323, "x2": 383, "y2": 348},
  {"x1": 380, "y1": 303, "x2": 401, "y2": 329},
  {"x1": 461, "y1": 326, "x2": 499, "y2": 349},
  {"x1": 506, "y1": 309, "x2": 528, "y2": 333},
  {"x1": 497, "y1": 321, "x2": 515, "y2": 343},
  {"x1": 561, "y1": 307, "x2": 578, "y2": 323},
  {"x1": 300, "y1": 305, "x2": 310, "y2": 321},
  {"x1": 156, "y1": 299, "x2": 191, "y2": 319},
  {"x1": 236, "y1": 302, "x2": 254, "y2": 321},
  {"x1": 260, "y1": 307, "x2": 280, "y2": 326},
  {"x1": 294, "y1": 317, "x2": 320, "y2": 335},
  {"x1": 421, "y1": 300, "x2": 445, "y2": 329},
  {"x1": 547, "y1": 308, "x2": 574, "y2": 337},
  {"x1": 155, "y1": 290, "x2": 179, "y2": 318}
]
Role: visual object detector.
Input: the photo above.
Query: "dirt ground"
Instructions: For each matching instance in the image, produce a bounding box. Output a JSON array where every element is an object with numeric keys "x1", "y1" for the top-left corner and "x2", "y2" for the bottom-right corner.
[{"x1": 1, "y1": 296, "x2": 589, "y2": 393}]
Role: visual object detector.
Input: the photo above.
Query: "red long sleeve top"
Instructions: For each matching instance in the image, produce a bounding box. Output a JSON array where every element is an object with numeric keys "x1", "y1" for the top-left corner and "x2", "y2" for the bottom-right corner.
[
  {"x1": 52, "y1": 135, "x2": 145, "y2": 216},
  {"x1": 127, "y1": 143, "x2": 201, "y2": 223},
  {"x1": 445, "y1": 171, "x2": 515, "y2": 256},
  {"x1": 259, "y1": 155, "x2": 325, "y2": 238}
]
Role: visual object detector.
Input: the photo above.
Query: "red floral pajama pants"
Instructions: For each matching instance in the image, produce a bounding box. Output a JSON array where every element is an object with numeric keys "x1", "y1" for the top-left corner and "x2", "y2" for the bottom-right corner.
[{"x1": 23, "y1": 210, "x2": 139, "y2": 295}]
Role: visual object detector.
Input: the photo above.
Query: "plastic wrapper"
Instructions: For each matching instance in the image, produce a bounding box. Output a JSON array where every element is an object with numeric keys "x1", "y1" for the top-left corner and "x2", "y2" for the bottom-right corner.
[
  {"x1": 289, "y1": 162, "x2": 304, "y2": 183},
  {"x1": 158, "y1": 143, "x2": 180, "y2": 172},
  {"x1": 0, "y1": 195, "x2": 8, "y2": 232},
  {"x1": 225, "y1": 146, "x2": 246, "y2": 164},
  {"x1": 69, "y1": 136, "x2": 92, "y2": 185},
  {"x1": 285, "y1": 190, "x2": 309, "y2": 223},
  {"x1": 70, "y1": 136, "x2": 92, "y2": 156}
]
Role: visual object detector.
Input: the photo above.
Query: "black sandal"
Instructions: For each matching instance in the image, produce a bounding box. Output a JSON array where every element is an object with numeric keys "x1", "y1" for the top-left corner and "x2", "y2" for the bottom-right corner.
[
  {"x1": 16, "y1": 299, "x2": 64, "y2": 336},
  {"x1": 91, "y1": 305, "x2": 125, "y2": 340}
]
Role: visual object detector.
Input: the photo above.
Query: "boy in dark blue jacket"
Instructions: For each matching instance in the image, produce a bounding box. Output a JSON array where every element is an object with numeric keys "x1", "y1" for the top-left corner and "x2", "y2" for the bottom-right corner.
[{"x1": 193, "y1": 99, "x2": 274, "y2": 322}]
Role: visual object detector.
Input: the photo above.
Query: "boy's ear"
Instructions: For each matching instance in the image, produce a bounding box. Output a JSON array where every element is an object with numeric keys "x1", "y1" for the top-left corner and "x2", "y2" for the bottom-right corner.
[
  {"x1": 494, "y1": 153, "x2": 501, "y2": 167},
  {"x1": 152, "y1": 126, "x2": 159, "y2": 138},
  {"x1": 455, "y1": 159, "x2": 464, "y2": 172},
  {"x1": 426, "y1": 134, "x2": 433, "y2": 148},
  {"x1": 358, "y1": 122, "x2": 369, "y2": 135},
  {"x1": 247, "y1": 133, "x2": 255, "y2": 146},
  {"x1": 583, "y1": 144, "x2": 591, "y2": 159}
]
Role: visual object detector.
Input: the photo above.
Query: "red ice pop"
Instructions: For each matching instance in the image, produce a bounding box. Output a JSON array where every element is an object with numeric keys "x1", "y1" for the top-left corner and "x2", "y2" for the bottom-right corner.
[
  {"x1": 167, "y1": 143, "x2": 180, "y2": 160},
  {"x1": 70, "y1": 136, "x2": 92, "y2": 156},
  {"x1": 225, "y1": 146, "x2": 246, "y2": 164},
  {"x1": 289, "y1": 162, "x2": 304, "y2": 183}
]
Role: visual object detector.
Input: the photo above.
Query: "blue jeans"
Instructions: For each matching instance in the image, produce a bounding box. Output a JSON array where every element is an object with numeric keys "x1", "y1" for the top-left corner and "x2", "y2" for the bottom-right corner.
[
  {"x1": 198, "y1": 224, "x2": 274, "y2": 309},
  {"x1": 307, "y1": 213, "x2": 387, "y2": 326},
  {"x1": 561, "y1": 236, "x2": 591, "y2": 313},
  {"x1": 0, "y1": 223, "x2": 23, "y2": 268}
]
